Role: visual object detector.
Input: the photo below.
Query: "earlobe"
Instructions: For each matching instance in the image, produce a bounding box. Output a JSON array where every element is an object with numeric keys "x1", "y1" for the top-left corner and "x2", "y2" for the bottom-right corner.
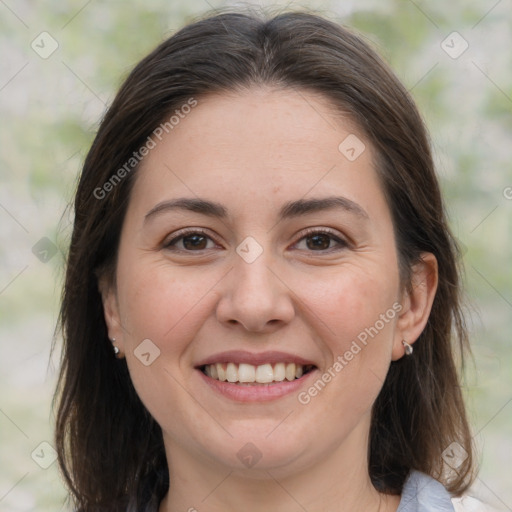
[
  {"x1": 98, "y1": 275, "x2": 125, "y2": 356},
  {"x1": 392, "y1": 253, "x2": 438, "y2": 361}
]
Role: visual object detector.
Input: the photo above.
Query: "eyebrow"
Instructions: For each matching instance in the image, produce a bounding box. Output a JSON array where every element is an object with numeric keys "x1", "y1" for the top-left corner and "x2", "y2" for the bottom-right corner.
[{"x1": 144, "y1": 195, "x2": 369, "y2": 224}]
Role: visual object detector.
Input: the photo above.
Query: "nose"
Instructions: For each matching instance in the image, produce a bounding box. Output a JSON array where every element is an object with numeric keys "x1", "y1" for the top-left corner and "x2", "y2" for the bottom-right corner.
[{"x1": 215, "y1": 252, "x2": 295, "y2": 333}]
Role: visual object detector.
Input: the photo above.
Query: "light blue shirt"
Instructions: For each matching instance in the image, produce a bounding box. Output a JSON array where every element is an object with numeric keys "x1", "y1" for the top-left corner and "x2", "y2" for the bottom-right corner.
[{"x1": 398, "y1": 470, "x2": 454, "y2": 511}]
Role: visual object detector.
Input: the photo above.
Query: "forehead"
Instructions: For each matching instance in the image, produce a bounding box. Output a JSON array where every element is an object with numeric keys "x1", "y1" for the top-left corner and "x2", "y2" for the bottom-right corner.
[{"x1": 127, "y1": 87, "x2": 387, "y2": 223}]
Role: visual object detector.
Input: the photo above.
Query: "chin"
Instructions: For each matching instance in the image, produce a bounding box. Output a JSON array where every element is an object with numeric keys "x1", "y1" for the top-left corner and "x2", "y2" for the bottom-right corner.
[{"x1": 196, "y1": 424, "x2": 315, "y2": 475}]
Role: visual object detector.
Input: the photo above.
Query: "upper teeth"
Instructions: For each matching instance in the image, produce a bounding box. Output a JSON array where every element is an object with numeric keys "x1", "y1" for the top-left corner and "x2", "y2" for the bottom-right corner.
[{"x1": 204, "y1": 362, "x2": 309, "y2": 383}]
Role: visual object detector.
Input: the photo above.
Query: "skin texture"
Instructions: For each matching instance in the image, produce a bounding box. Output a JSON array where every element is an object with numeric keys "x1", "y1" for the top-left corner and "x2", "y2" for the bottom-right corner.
[{"x1": 100, "y1": 87, "x2": 438, "y2": 512}]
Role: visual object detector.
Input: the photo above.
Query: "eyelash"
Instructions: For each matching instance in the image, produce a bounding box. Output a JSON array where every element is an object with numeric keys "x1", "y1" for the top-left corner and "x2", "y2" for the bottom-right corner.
[{"x1": 162, "y1": 227, "x2": 349, "y2": 253}]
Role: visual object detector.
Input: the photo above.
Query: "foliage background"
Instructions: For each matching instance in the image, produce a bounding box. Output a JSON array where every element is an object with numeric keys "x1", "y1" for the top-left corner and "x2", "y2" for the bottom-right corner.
[{"x1": 0, "y1": 0, "x2": 511, "y2": 510}]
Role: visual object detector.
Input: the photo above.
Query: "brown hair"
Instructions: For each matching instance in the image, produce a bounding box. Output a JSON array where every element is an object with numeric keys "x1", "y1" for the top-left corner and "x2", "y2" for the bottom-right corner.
[{"x1": 54, "y1": 9, "x2": 475, "y2": 511}]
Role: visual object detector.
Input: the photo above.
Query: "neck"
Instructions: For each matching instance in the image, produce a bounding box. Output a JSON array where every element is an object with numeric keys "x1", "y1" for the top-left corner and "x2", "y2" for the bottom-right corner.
[{"x1": 159, "y1": 418, "x2": 400, "y2": 512}]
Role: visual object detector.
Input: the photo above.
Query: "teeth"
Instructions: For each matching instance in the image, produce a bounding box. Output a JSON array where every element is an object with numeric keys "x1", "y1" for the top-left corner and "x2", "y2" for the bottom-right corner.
[
  {"x1": 285, "y1": 363, "x2": 296, "y2": 381},
  {"x1": 238, "y1": 363, "x2": 255, "y2": 383},
  {"x1": 203, "y1": 362, "x2": 312, "y2": 383},
  {"x1": 216, "y1": 363, "x2": 227, "y2": 381},
  {"x1": 226, "y1": 362, "x2": 238, "y2": 383},
  {"x1": 255, "y1": 364, "x2": 274, "y2": 383},
  {"x1": 273, "y1": 362, "x2": 286, "y2": 382}
]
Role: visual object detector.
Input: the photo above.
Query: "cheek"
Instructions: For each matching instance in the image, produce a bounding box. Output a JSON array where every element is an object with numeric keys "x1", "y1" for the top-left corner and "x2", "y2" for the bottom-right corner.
[
  {"x1": 115, "y1": 262, "x2": 223, "y2": 434},
  {"x1": 296, "y1": 264, "x2": 399, "y2": 349},
  {"x1": 303, "y1": 268, "x2": 399, "y2": 416},
  {"x1": 292, "y1": 262, "x2": 399, "y2": 413},
  {"x1": 116, "y1": 260, "x2": 219, "y2": 354}
]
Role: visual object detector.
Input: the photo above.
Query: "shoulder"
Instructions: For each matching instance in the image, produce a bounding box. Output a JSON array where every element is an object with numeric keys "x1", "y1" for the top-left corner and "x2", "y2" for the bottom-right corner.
[
  {"x1": 398, "y1": 470, "x2": 455, "y2": 511},
  {"x1": 398, "y1": 471, "x2": 502, "y2": 512}
]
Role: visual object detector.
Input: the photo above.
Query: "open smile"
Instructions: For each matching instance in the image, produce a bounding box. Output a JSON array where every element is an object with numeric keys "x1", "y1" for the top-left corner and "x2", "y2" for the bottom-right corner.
[{"x1": 195, "y1": 355, "x2": 319, "y2": 402}]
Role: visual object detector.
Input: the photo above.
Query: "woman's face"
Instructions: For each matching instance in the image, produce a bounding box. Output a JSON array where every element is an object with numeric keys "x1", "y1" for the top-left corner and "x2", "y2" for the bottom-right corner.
[{"x1": 103, "y1": 87, "x2": 412, "y2": 477}]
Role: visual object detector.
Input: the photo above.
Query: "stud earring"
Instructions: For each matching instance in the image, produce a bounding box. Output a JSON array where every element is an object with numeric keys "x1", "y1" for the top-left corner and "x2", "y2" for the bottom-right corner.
[
  {"x1": 402, "y1": 340, "x2": 413, "y2": 356},
  {"x1": 111, "y1": 337, "x2": 120, "y2": 355}
]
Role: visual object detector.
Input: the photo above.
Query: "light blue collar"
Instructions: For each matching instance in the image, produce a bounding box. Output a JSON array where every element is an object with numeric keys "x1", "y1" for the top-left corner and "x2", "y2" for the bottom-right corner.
[{"x1": 397, "y1": 470, "x2": 454, "y2": 511}]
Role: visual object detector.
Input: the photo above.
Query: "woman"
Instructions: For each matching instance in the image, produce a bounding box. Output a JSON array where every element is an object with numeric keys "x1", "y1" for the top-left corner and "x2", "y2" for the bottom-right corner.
[{"x1": 55, "y1": 9, "x2": 478, "y2": 511}]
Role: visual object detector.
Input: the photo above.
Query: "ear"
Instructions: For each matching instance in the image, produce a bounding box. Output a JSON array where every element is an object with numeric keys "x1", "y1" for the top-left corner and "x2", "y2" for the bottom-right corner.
[
  {"x1": 392, "y1": 252, "x2": 438, "y2": 361},
  {"x1": 98, "y1": 275, "x2": 125, "y2": 356}
]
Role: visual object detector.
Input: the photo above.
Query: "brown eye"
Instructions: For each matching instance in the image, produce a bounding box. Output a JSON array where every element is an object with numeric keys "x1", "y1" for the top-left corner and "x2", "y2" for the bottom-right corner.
[
  {"x1": 182, "y1": 234, "x2": 208, "y2": 250},
  {"x1": 306, "y1": 233, "x2": 332, "y2": 250},
  {"x1": 293, "y1": 229, "x2": 348, "y2": 252},
  {"x1": 164, "y1": 231, "x2": 217, "y2": 251}
]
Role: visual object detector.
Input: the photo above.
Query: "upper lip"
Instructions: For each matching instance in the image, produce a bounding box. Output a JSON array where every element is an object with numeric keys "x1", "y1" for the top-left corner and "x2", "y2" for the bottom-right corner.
[{"x1": 195, "y1": 350, "x2": 317, "y2": 368}]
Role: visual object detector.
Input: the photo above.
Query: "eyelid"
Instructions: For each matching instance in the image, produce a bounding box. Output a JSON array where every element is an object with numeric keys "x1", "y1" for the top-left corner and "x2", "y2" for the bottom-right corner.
[{"x1": 296, "y1": 226, "x2": 344, "y2": 238}]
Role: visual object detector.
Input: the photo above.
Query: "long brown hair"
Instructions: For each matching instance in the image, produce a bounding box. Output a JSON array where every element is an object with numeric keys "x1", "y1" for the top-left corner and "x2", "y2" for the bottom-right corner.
[{"x1": 54, "y1": 9, "x2": 475, "y2": 511}]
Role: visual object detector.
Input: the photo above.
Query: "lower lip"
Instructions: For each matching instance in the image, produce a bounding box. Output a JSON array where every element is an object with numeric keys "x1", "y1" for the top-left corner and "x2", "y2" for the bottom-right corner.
[{"x1": 197, "y1": 368, "x2": 318, "y2": 402}]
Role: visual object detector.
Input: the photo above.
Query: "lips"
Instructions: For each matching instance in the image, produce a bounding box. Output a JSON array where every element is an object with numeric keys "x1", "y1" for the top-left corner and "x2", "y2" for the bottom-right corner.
[
  {"x1": 195, "y1": 350, "x2": 317, "y2": 368},
  {"x1": 194, "y1": 350, "x2": 318, "y2": 398}
]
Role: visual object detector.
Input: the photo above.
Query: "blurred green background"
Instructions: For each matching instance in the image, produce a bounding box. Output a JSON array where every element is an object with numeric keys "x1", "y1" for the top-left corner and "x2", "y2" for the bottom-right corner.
[{"x1": 0, "y1": 0, "x2": 510, "y2": 510}]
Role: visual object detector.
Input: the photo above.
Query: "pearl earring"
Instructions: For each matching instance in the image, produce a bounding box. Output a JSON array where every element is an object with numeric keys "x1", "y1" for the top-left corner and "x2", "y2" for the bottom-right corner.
[
  {"x1": 111, "y1": 337, "x2": 120, "y2": 355},
  {"x1": 402, "y1": 340, "x2": 413, "y2": 356}
]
